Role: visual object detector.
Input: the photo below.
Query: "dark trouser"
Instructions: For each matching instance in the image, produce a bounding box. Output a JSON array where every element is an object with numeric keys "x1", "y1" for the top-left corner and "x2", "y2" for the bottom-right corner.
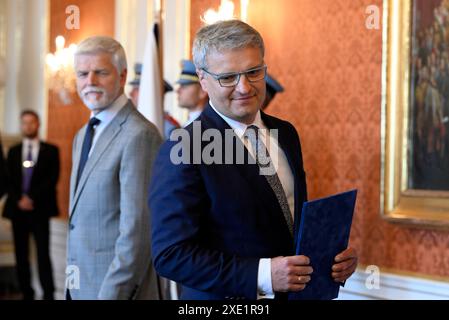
[
  {"x1": 11, "y1": 214, "x2": 55, "y2": 300},
  {"x1": 65, "y1": 289, "x2": 71, "y2": 300}
]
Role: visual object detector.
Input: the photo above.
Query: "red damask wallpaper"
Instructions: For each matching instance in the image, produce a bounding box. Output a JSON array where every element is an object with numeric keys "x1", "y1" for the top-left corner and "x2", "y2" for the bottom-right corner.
[{"x1": 190, "y1": 0, "x2": 449, "y2": 278}]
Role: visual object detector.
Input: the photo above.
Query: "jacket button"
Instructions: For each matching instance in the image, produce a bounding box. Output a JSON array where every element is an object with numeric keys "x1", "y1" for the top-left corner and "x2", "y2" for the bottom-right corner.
[{"x1": 69, "y1": 224, "x2": 75, "y2": 230}]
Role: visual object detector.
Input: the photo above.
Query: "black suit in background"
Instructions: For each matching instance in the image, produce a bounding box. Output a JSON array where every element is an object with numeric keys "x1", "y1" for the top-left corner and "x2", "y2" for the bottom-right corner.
[
  {"x1": 3, "y1": 142, "x2": 60, "y2": 300},
  {"x1": 0, "y1": 139, "x2": 6, "y2": 198}
]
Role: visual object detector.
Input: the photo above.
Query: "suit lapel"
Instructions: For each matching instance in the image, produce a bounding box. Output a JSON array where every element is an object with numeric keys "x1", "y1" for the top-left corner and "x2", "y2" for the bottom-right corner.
[
  {"x1": 261, "y1": 113, "x2": 304, "y2": 235},
  {"x1": 15, "y1": 143, "x2": 23, "y2": 177},
  {"x1": 260, "y1": 113, "x2": 299, "y2": 238},
  {"x1": 30, "y1": 142, "x2": 46, "y2": 187},
  {"x1": 69, "y1": 127, "x2": 85, "y2": 214},
  {"x1": 202, "y1": 106, "x2": 295, "y2": 238},
  {"x1": 70, "y1": 103, "x2": 133, "y2": 217}
]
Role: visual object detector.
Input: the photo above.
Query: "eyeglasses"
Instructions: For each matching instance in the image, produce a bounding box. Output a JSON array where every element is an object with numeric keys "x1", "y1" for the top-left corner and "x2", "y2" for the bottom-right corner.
[{"x1": 201, "y1": 65, "x2": 267, "y2": 87}]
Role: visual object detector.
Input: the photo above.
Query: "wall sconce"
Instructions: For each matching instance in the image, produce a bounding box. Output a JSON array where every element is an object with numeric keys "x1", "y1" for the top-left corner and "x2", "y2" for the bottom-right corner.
[
  {"x1": 202, "y1": 0, "x2": 250, "y2": 25},
  {"x1": 45, "y1": 35, "x2": 77, "y2": 105}
]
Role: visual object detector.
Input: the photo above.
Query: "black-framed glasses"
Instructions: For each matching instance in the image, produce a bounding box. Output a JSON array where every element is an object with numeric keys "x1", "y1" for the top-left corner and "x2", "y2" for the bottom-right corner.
[{"x1": 201, "y1": 65, "x2": 267, "y2": 87}]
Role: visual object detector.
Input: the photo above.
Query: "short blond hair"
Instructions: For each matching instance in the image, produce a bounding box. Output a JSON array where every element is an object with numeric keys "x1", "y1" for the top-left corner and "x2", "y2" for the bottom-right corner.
[{"x1": 75, "y1": 36, "x2": 127, "y2": 73}]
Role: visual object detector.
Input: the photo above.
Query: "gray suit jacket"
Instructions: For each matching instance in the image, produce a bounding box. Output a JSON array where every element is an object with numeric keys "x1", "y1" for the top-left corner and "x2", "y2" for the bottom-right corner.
[{"x1": 67, "y1": 101, "x2": 162, "y2": 299}]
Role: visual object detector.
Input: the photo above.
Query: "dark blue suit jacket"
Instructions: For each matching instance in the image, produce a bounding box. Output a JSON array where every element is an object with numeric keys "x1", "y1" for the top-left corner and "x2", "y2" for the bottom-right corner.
[{"x1": 149, "y1": 105, "x2": 307, "y2": 300}]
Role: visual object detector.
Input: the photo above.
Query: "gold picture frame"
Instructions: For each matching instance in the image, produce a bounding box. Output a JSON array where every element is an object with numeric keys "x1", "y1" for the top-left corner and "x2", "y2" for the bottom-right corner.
[{"x1": 382, "y1": 0, "x2": 449, "y2": 228}]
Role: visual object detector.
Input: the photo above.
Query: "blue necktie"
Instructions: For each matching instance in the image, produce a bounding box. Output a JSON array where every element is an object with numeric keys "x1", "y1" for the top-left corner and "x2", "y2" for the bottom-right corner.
[
  {"x1": 76, "y1": 117, "x2": 100, "y2": 188},
  {"x1": 22, "y1": 144, "x2": 34, "y2": 194}
]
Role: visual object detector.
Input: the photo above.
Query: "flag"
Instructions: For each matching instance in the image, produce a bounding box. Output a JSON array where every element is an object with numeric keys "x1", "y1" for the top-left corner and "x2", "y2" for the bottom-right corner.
[{"x1": 137, "y1": 23, "x2": 164, "y2": 135}]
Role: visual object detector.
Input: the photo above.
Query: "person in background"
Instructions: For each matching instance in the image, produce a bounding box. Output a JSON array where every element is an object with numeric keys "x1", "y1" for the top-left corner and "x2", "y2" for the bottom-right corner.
[
  {"x1": 262, "y1": 74, "x2": 284, "y2": 110},
  {"x1": 67, "y1": 36, "x2": 162, "y2": 300},
  {"x1": 129, "y1": 62, "x2": 180, "y2": 139},
  {"x1": 175, "y1": 59, "x2": 208, "y2": 126},
  {"x1": 3, "y1": 110, "x2": 59, "y2": 300}
]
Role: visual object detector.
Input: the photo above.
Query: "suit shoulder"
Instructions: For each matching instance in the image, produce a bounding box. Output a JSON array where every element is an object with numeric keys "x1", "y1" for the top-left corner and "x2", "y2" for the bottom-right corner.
[
  {"x1": 265, "y1": 113, "x2": 298, "y2": 133},
  {"x1": 9, "y1": 143, "x2": 22, "y2": 151},
  {"x1": 74, "y1": 124, "x2": 86, "y2": 139},
  {"x1": 40, "y1": 141, "x2": 59, "y2": 152},
  {"x1": 7, "y1": 144, "x2": 22, "y2": 156},
  {"x1": 126, "y1": 108, "x2": 162, "y2": 139}
]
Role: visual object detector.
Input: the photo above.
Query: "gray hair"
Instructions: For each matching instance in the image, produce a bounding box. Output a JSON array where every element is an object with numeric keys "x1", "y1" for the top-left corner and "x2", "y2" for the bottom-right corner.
[
  {"x1": 192, "y1": 20, "x2": 265, "y2": 70},
  {"x1": 75, "y1": 36, "x2": 127, "y2": 73}
]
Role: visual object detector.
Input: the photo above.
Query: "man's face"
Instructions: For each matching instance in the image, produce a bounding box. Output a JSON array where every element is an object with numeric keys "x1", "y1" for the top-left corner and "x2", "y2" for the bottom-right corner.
[
  {"x1": 21, "y1": 114, "x2": 40, "y2": 139},
  {"x1": 176, "y1": 83, "x2": 203, "y2": 110},
  {"x1": 198, "y1": 47, "x2": 266, "y2": 124},
  {"x1": 75, "y1": 52, "x2": 126, "y2": 112}
]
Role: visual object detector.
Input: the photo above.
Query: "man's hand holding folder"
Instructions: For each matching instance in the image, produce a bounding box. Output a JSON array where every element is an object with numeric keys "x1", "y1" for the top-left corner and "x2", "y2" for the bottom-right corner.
[
  {"x1": 332, "y1": 247, "x2": 358, "y2": 283},
  {"x1": 285, "y1": 189, "x2": 359, "y2": 299},
  {"x1": 270, "y1": 248, "x2": 358, "y2": 292},
  {"x1": 271, "y1": 255, "x2": 313, "y2": 292}
]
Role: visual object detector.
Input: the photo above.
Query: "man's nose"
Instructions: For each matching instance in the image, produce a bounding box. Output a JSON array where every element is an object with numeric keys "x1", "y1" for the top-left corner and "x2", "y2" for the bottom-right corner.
[
  {"x1": 86, "y1": 72, "x2": 97, "y2": 85},
  {"x1": 235, "y1": 74, "x2": 251, "y2": 94}
]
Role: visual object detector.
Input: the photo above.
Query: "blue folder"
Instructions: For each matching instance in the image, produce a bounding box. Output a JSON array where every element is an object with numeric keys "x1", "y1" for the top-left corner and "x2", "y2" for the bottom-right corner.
[{"x1": 289, "y1": 189, "x2": 357, "y2": 300}]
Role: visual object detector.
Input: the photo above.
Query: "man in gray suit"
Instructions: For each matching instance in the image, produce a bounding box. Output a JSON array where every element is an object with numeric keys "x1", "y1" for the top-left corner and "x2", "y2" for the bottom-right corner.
[{"x1": 66, "y1": 36, "x2": 162, "y2": 300}]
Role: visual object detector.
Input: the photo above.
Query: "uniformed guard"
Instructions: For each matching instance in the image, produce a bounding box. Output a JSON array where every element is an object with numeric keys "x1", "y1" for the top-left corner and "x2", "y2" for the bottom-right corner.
[
  {"x1": 129, "y1": 62, "x2": 181, "y2": 139},
  {"x1": 262, "y1": 73, "x2": 284, "y2": 109}
]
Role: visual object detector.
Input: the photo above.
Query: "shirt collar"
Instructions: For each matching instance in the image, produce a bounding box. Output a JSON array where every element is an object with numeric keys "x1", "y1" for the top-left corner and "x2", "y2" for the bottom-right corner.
[
  {"x1": 209, "y1": 100, "x2": 265, "y2": 139},
  {"x1": 90, "y1": 94, "x2": 127, "y2": 123},
  {"x1": 23, "y1": 137, "x2": 39, "y2": 148},
  {"x1": 188, "y1": 109, "x2": 203, "y2": 123}
]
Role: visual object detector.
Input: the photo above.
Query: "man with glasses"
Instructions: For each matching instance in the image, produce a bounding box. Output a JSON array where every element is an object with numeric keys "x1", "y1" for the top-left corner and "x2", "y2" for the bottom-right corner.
[{"x1": 149, "y1": 20, "x2": 358, "y2": 300}]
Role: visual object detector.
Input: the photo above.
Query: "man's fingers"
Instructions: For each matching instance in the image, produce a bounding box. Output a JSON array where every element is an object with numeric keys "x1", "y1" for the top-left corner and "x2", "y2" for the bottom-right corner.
[
  {"x1": 333, "y1": 277, "x2": 347, "y2": 283},
  {"x1": 290, "y1": 266, "x2": 313, "y2": 276},
  {"x1": 287, "y1": 255, "x2": 310, "y2": 266},
  {"x1": 332, "y1": 257, "x2": 357, "y2": 272},
  {"x1": 332, "y1": 268, "x2": 355, "y2": 280},
  {"x1": 294, "y1": 275, "x2": 311, "y2": 284},
  {"x1": 335, "y1": 248, "x2": 357, "y2": 263},
  {"x1": 289, "y1": 283, "x2": 307, "y2": 292},
  {"x1": 332, "y1": 262, "x2": 357, "y2": 281}
]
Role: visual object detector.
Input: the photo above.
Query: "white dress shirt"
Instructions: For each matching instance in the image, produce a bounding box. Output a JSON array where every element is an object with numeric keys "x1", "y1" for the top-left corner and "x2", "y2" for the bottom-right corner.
[
  {"x1": 88, "y1": 94, "x2": 128, "y2": 157},
  {"x1": 184, "y1": 109, "x2": 203, "y2": 127},
  {"x1": 22, "y1": 138, "x2": 40, "y2": 164},
  {"x1": 209, "y1": 102, "x2": 295, "y2": 299}
]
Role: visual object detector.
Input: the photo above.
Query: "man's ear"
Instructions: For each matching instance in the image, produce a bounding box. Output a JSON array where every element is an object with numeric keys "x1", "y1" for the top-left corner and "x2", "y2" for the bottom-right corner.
[
  {"x1": 196, "y1": 68, "x2": 203, "y2": 79},
  {"x1": 197, "y1": 69, "x2": 208, "y2": 92},
  {"x1": 199, "y1": 87, "x2": 208, "y2": 100},
  {"x1": 120, "y1": 68, "x2": 128, "y2": 87}
]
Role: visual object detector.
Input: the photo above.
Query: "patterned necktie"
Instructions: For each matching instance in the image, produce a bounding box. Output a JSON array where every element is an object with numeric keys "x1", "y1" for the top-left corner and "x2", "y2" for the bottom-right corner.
[
  {"x1": 22, "y1": 144, "x2": 34, "y2": 194},
  {"x1": 245, "y1": 125, "x2": 294, "y2": 236},
  {"x1": 76, "y1": 117, "x2": 101, "y2": 187}
]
